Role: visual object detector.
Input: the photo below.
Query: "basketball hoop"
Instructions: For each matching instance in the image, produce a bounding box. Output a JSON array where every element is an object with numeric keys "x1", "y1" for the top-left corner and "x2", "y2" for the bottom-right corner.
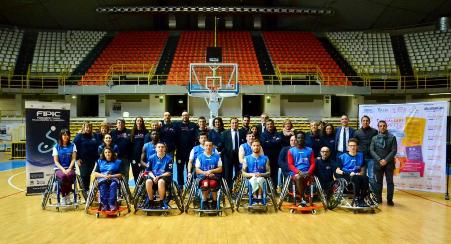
[{"x1": 188, "y1": 63, "x2": 239, "y2": 121}]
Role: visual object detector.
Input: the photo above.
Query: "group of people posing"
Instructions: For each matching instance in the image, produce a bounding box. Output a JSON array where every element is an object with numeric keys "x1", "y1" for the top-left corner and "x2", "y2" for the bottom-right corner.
[{"x1": 52, "y1": 112, "x2": 397, "y2": 211}]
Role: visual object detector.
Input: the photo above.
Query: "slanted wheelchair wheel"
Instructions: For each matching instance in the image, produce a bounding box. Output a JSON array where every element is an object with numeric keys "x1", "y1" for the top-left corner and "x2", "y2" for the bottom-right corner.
[{"x1": 327, "y1": 179, "x2": 345, "y2": 210}]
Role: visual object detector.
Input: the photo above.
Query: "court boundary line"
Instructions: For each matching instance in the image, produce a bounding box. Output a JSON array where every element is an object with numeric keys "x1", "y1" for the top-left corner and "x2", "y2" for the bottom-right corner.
[
  {"x1": 398, "y1": 189, "x2": 451, "y2": 208},
  {"x1": 7, "y1": 170, "x2": 25, "y2": 192}
]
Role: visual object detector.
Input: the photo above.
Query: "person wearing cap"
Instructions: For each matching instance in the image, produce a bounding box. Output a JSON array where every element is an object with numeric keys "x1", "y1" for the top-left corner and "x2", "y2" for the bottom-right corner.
[{"x1": 52, "y1": 128, "x2": 77, "y2": 205}]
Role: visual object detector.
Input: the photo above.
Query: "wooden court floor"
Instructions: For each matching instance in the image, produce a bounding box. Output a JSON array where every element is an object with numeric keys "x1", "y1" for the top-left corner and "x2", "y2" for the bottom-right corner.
[{"x1": 1, "y1": 160, "x2": 450, "y2": 244}]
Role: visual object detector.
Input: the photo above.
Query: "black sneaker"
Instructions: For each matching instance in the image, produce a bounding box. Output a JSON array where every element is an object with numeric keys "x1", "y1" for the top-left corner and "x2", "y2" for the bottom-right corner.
[
  {"x1": 387, "y1": 200, "x2": 394, "y2": 206},
  {"x1": 212, "y1": 201, "x2": 218, "y2": 210}
]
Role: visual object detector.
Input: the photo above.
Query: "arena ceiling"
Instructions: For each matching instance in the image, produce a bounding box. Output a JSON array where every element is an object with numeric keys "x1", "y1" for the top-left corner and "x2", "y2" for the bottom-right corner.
[{"x1": 0, "y1": 0, "x2": 450, "y2": 31}]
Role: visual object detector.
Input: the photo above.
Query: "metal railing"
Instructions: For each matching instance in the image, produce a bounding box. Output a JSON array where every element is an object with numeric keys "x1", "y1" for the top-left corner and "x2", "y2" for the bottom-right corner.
[{"x1": 1, "y1": 65, "x2": 450, "y2": 91}]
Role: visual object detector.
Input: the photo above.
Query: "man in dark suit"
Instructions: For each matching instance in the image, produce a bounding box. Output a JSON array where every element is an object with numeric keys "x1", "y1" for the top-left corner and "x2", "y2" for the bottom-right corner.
[
  {"x1": 256, "y1": 113, "x2": 269, "y2": 135},
  {"x1": 221, "y1": 117, "x2": 246, "y2": 188},
  {"x1": 335, "y1": 114, "x2": 355, "y2": 160}
]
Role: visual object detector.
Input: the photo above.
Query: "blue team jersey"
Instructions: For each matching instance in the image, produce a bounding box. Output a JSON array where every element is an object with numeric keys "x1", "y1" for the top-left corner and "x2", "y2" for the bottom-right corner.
[
  {"x1": 245, "y1": 154, "x2": 268, "y2": 173},
  {"x1": 339, "y1": 152, "x2": 365, "y2": 173},
  {"x1": 97, "y1": 159, "x2": 122, "y2": 175},
  {"x1": 146, "y1": 154, "x2": 173, "y2": 177},
  {"x1": 196, "y1": 153, "x2": 221, "y2": 179},
  {"x1": 143, "y1": 142, "x2": 157, "y2": 162},
  {"x1": 191, "y1": 145, "x2": 205, "y2": 161},
  {"x1": 54, "y1": 143, "x2": 75, "y2": 169},
  {"x1": 289, "y1": 146, "x2": 313, "y2": 174},
  {"x1": 241, "y1": 143, "x2": 253, "y2": 156}
]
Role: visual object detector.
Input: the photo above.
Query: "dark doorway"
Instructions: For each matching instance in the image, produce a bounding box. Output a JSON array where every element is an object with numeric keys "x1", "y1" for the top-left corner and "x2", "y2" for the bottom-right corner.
[
  {"x1": 77, "y1": 95, "x2": 98, "y2": 117},
  {"x1": 166, "y1": 95, "x2": 187, "y2": 116},
  {"x1": 331, "y1": 95, "x2": 349, "y2": 117},
  {"x1": 242, "y1": 95, "x2": 263, "y2": 116}
]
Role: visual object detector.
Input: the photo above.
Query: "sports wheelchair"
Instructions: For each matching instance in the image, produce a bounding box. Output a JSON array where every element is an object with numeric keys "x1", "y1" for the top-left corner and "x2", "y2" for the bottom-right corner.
[
  {"x1": 327, "y1": 177, "x2": 378, "y2": 213},
  {"x1": 84, "y1": 177, "x2": 132, "y2": 218},
  {"x1": 41, "y1": 172, "x2": 87, "y2": 211},
  {"x1": 234, "y1": 176, "x2": 278, "y2": 213},
  {"x1": 184, "y1": 176, "x2": 234, "y2": 216},
  {"x1": 133, "y1": 171, "x2": 183, "y2": 216},
  {"x1": 277, "y1": 174, "x2": 327, "y2": 214}
]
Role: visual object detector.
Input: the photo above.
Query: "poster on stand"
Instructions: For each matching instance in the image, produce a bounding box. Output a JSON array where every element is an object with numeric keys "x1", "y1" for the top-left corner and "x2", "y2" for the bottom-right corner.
[
  {"x1": 359, "y1": 101, "x2": 449, "y2": 193},
  {"x1": 25, "y1": 101, "x2": 70, "y2": 195}
]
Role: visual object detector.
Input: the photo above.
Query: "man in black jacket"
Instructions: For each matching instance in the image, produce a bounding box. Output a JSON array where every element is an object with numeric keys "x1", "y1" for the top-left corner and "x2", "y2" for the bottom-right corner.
[
  {"x1": 160, "y1": 112, "x2": 177, "y2": 156},
  {"x1": 314, "y1": 146, "x2": 337, "y2": 197},
  {"x1": 174, "y1": 111, "x2": 197, "y2": 189},
  {"x1": 221, "y1": 117, "x2": 245, "y2": 188},
  {"x1": 354, "y1": 115, "x2": 378, "y2": 191},
  {"x1": 261, "y1": 119, "x2": 283, "y2": 189},
  {"x1": 370, "y1": 120, "x2": 397, "y2": 206}
]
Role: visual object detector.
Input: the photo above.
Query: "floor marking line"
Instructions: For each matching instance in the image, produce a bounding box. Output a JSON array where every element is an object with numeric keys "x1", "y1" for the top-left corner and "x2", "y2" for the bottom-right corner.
[
  {"x1": 7, "y1": 170, "x2": 25, "y2": 192},
  {"x1": 398, "y1": 189, "x2": 451, "y2": 207}
]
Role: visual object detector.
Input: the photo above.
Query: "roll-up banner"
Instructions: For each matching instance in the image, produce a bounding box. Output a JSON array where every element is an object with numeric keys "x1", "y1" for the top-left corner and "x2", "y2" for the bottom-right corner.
[
  {"x1": 25, "y1": 101, "x2": 70, "y2": 195},
  {"x1": 359, "y1": 101, "x2": 449, "y2": 193}
]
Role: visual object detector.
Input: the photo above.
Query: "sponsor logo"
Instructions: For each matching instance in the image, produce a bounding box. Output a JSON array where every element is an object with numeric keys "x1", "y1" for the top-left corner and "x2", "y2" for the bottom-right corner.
[
  {"x1": 424, "y1": 106, "x2": 444, "y2": 112},
  {"x1": 36, "y1": 111, "x2": 61, "y2": 117}
]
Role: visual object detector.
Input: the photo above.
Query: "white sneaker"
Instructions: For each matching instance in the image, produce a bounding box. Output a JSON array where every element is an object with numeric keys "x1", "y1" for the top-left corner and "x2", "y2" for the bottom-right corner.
[
  {"x1": 60, "y1": 197, "x2": 67, "y2": 206},
  {"x1": 65, "y1": 196, "x2": 72, "y2": 205}
]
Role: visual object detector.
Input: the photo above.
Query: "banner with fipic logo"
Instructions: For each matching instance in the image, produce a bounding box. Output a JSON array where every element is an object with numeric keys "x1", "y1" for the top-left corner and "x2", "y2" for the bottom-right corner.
[
  {"x1": 25, "y1": 101, "x2": 70, "y2": 195},
  {"x1": 359, "y1": 101, "x2": 449, "y2": 193}
]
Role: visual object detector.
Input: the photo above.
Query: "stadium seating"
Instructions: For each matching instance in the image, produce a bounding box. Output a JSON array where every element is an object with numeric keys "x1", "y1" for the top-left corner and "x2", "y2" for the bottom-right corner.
[
  {"x1": 167, "y1": 31, "x2": 263, "y2": 86},
  {"x1": 326, "y1": 32, "x2": 398, "y2": 76},
  {"x1": 31, "y1": 30, "x2": 106, "y2": 74},
  {"x1": 263, "y1": 32, "x2": 350, "y2": 86},
  {"x1": 81, "y1": 31, "x2": 168, "y2": 85},
  {"x1": 0, "y1": 27, "x2": 23, "y2": 74},
  {"x1": 404, "y1": 30, "x2": 451, "y2": 75}
]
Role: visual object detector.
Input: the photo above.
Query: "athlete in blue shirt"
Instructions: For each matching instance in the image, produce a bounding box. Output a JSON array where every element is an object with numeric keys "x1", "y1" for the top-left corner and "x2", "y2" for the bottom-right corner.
[
  {"x1": 242, "y1": 140, "x2": 270, "y2": 202},
  {"x1": 145, "y1": 142, "x2": 173, "y2": 209},
  {"x1": 195, "y1": 140, "x2": 223, "y2": 210},
  {"x1": 52, "y1": 129, "x2": 77, "y2": 205},
  {"x1": 335, "y1": 138, "x2": 369, "y2": 207},
  {"x1": 94, "y1": 147, "x2": 123, "y2": 211}
]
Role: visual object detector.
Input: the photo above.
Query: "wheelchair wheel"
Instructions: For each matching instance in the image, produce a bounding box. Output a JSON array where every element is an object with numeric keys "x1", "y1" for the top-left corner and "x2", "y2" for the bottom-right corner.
[
  {"x1": 182, "y1": 175, "x2": 193, "y2": 200},
  {"x1": 266, "y1": 178, "x2": 278, "y2": 212},
  {"x1": 171, "y1": 182, "x2": 184, "y2": 212},
  {"x1": 221, "y1": 178, "x2": 234, "y2": 212},
  {"x1": 76, "y1": 175, "x2": 88, "y2": 200},
  {"x1": 132, "y1": 172, "x2": 144, "y2": 200},
  {"x1": 184, "y1": 179, "x2": 197, "y2": 213},
  {"x1": 84, "y1": 181, "x2": 98, "y2": 214},
  {"x1": 41, "y1": 174, "x2": 55, "y2": 210},
  {"x1": 133, "y1": 181, "x2": 146, "y2": 209},
  {"x1": 119, "y1": 180, "x2": 132, "y2": 213},
  {"x1": 327, "y1": 179, "x2": 345, "y2": 210},
  {"x1": 234, "y1": 178, "x2": 246, "y2": 211},
  {"x1": 314, "y1": 176, "x2": 328, "y2": 210},
  {"x1": 277, "y1": 177, "x2": 291, "y2": 209}
]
